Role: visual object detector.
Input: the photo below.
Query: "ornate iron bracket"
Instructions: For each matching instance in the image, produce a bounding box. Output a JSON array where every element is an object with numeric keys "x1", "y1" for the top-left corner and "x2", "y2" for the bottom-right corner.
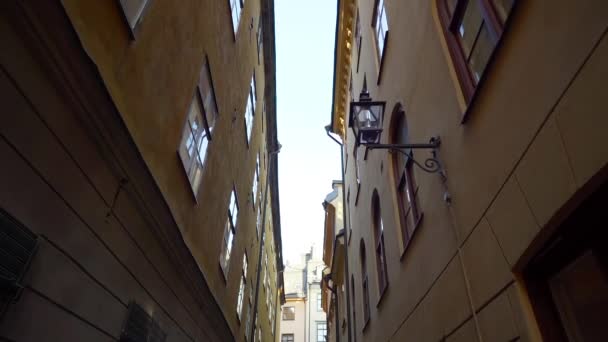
[{"x1": 363, "y1": 136, "x2": 446, "y2": 179}]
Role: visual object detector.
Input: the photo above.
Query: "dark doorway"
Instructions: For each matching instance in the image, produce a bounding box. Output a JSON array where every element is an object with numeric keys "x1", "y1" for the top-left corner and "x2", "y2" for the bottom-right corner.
[{"x1": 524, "y1": 181, "x2": 608, "y2": 342}]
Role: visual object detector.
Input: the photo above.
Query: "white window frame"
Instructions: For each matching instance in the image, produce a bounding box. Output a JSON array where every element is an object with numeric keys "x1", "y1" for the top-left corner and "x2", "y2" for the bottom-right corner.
[
  {"x1": 373, "y1": 0, "x2": 389, "y2": 62},
  {"x1": 229, "y1": 0, "x2": 243, "y2": 35},
  {"x1": 237, "y1": 253, "x2": 248, "y2": 319},
  {"x1": 252, "y1": 154, "x2": 260, "y2": 207},
  {"x1": 178, "y1": 57, "x2": 218, "y2": 199},
  {"x1": 244, "y1": 73, "x2": 257, "y2": 144},
  {"x1": 220, "y1": 187, "x2": 239, "y2": 277}
]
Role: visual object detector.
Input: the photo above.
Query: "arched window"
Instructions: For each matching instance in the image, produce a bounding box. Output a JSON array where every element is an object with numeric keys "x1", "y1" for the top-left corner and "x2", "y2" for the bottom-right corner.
[
  {"x1": 360, "y1": 240, "x2": 370, "y2": 326},
  {"x1": 371, "y1": 190, "x2": 388, "y2": 295},
  {"x1": 437, "y1": 0, "x2": 516, "y2": 104},
  {"x1": 390, "y1": 105, "x2": 421, "y2": 252}
]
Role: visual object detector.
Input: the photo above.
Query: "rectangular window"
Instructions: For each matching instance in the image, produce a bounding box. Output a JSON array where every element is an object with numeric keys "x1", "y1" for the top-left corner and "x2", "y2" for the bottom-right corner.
[
  {"x1": 282, "y1": 306, "x2": 295, "y2": 320},
  {"x1": 245, "y1": 301, "x2": 252, "y2": 340},
  {"x1": 256, "y1": 205, "x2": 262, "y2": 238},
  {"x1": 355, "y1": 9, "x2": 362, "y2": 72},
  {"x1": 236, "y1": 254, "x2": 247, "y2": 317},
  {"x1": 438, "y1": 0, "x2": 515, "y2": 107},
  {"x1": 220, "y1": 188, "x2": 239, "y2": 277},
  {"x1": 281, "y1": 334, "x2": 294, "y2": 342},
  {"x1": 362, "y1": 275, "x2": 370, "y2": 324},
  {"x1": 252, "y1": 154, "x2": 260, "y2": 207},
  {"x1": 317, "y1": 321, "x2": 327, "y2": 342},
  {"x1": 179, "y1": 57, "x2": 218, "y2": 198},
  {"x1": 119, "y1": 0, "x2": 150, "y2": 30},
  {"x1": 244, "y1": 73, "x2": 257, "y2": 144},
  {"x1": 236, "y1": 276, "x2": 245, "y2": 319},
  {"x1": 268, "y1": 293, "x2": 273, "y2": 321},
  {"x1": 229, "y1": 0, "x2": 243, "y2": 34},
  {"x1": 317, "y1": 292, "x2": 323, "y2": 311},
  {"x1": 257, "y1": 19, "x2": 264, "y2": 64},
  {"x1": 372, "y1": 0, "x2": 389, "y2": 63}
]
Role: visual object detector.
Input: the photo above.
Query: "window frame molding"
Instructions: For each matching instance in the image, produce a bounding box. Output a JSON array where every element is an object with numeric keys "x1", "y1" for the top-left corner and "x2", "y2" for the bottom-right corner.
[
  {"x1": 371, "y1": 190, "x2": 389, "y2": 304},
  {"x1": 178, "y1": 55, "x2": 219, "y2": 201},
  {"x1": 388, "y1": 104, "x2": 424, "y2": 258},
  {"x1": 228, "y1": 0, "x2": 244, "y2": 39},
  {"x1": 371, "y1": 0, "x2": 389, "y2": 85},
  {"x1": 436, "y1": 0, "x2": 520, "y2": 122}
]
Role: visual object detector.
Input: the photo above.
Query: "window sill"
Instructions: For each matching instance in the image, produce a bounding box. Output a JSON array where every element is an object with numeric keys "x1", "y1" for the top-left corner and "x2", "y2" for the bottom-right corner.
[
  {"x1": 177, "y1": 152, "x2": 200, "y2": 204},
  {"x1": 400, "y1": 213, "x2": 424, "y2": 261},
  {"x1": 376, "y1": 282, "x2": 389, "y2": 308},
  {"x1": 219, "y1": 262, "x2": 228, "y2": 283}
]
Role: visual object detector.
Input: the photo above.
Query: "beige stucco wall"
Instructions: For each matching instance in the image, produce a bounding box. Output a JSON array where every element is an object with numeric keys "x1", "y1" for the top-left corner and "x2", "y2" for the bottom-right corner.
[
  {"x1": 60, "y1": 0, "x2": 281, "y2": 339},
  {"x1": 280, "y1": 299, "x2": 306, "y2": 342},
  {"x1": 339, "y1": 0, "x2": 608, "y2": 341}
]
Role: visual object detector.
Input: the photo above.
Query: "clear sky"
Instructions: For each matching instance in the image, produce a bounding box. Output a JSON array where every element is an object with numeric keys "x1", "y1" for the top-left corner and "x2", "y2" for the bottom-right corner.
[{"x1": 275, "y1": 0, "x2": 341, "y2": 265}]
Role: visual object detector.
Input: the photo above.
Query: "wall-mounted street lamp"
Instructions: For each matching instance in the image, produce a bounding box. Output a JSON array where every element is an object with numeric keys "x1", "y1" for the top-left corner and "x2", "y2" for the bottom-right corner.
[{"x1": 348, "y1": 77, "x2": 445, "y2": 177}]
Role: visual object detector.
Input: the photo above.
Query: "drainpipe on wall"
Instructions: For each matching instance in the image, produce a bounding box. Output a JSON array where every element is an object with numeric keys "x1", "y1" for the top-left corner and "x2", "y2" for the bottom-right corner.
[
  {"x1": 325, "y1": 125, "x2": 352, "y2": 342},
  {"x1": 323, "y1": 272, "x2": 339, "y2": 342}
]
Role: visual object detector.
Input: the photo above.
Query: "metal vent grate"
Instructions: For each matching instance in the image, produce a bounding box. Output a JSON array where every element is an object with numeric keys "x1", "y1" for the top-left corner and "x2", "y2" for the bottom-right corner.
[
  {"x1": 0, "y1": 209, "x2": 38, "y2": 317},
  {"x1": 120, "y1": 302, "x2": 166, "y2": 342}
]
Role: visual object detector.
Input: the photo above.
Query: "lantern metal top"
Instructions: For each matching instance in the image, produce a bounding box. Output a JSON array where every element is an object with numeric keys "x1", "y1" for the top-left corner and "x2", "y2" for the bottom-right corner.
[{"x1": 348, "y1": 76, "x2": 386, "y2": 146}]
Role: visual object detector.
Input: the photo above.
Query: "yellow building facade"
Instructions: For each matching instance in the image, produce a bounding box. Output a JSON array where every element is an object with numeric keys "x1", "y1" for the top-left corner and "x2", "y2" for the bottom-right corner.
[
  {"x1": 328, "y1": 0, "x2": 608, "y2": 341},
  {"x1": 0, "y1": 0, "x2": 283, "y2": 341}
]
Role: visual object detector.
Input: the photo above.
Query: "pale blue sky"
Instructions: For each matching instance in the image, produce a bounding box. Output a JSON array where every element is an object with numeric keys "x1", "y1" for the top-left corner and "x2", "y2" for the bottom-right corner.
[{"x1": 275, "y1": 0, "x2": 341, "y2": 264}]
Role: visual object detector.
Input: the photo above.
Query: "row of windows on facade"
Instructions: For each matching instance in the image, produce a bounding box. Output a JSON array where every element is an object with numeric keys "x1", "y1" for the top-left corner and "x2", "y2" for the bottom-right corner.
[
  {"x1": 279, "y1": 321, "x2": 326, "y2": 342},
  {"x1": 353, "y1": 0, "x2": 515, "y2": 108},
  {"x1": 346, "y1": 0, "x2": 515, "y2": 331},
  {"x1": 171, "y1": 26, "x2": 268, "y2": 342},
  {"x1": 120, "y1": 0, "x2": 264, "y2": 61},
  {"x1": 280, "y1": 292, "x2": 323, "y2": 322}
]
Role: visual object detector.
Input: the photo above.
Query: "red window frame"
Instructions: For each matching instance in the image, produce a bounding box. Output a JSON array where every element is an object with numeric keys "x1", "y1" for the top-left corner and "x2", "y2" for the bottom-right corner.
[
  {"x1": 360, "y1": 240, "x2": 371, "y2": 327},
  {"x1": 437, "y1": 0, "x2": 516, "y2": 116},
  {"x1": 372, "y1": 191, "x2": 389, "y2": 296},
  {"x1": 390, "y1": 106, "x2": 422, "y2": 253}
]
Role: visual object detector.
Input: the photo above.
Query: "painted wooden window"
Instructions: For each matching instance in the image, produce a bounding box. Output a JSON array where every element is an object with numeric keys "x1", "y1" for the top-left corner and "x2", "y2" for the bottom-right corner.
[
  {"x1": 252, "y1": 154, "x2": 260, "y2": 207},
  {"x1": 372, "y1": 191, "x2": 388, "y2": 295},
  {"x1": 220, "y1": 187, "x2": 239, "y2": 276},
  {"x1": 282, "y1": 306, "x2": 295, "y2": 320},
  {"x1": 316, "y1": 321, "x2": 327, "y2": 342},
  {"x1": 237, "y1": 253, "x2": 248, "y2": 319},
  {"x1": 257, "y1": 19, "x2": 264, "y2": 64},
  {"x1": 245, "y1": 300, "x2": 252, "y2": 340},
  {"x1": 179, "y1": 57, "x2": 218, "y2": 198},
  {"x1": 437, "y1": 0, "x2": 516, "y2": 103},
  {"x1": 355, "y1": 8, "x2": 362, "y2": 72},
  {"x1": 317, "y1": 292, "x2": 323, "y2": 311},
  {"x1": 372, "y1": 0, "x2": 389, "y2": 63},
  {"x1": 390, "y1": 107, "x2": 421, "y2": 251},
  {"x1": 230, "y1": 0, "x2": 243, "y2": 34},
  {"x1": 245, "y1": 73, "x2": 257, "y2": 144},
  {"x1": 281, "y1": 334, "x2": 294, "y2": 342},
  {"x1": 360, "y1": 240, "x2": 370, "y2": 326},
  {"x1": 118, "y1": 0, "x2": 150, "y2": 30}
]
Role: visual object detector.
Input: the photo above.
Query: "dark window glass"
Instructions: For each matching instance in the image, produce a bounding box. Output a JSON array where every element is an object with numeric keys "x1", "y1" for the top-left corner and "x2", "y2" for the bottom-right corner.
[{"x1": 437, "y1": 0, "x2": 516, "y2": 104}]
